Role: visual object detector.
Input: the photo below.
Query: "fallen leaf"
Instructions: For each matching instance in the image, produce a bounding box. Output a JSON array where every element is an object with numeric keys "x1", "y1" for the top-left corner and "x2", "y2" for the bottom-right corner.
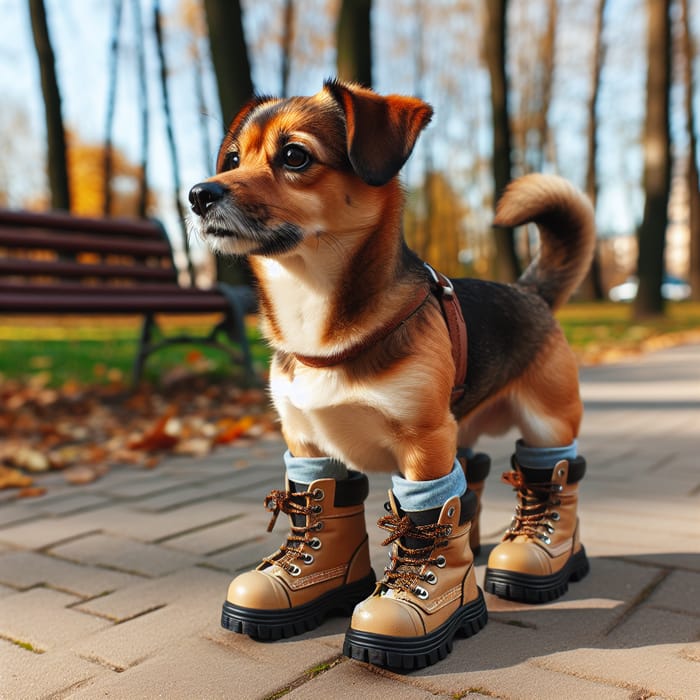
[
  {"x1": 16, "y1": 486, "x2": 47, "y2": 499},
  {"x1": 128, "y1": 406, "x2": 179, "y2": 451},
  {"x1": 0, "y1": 466, "x2": 33, "y2": 489},
  {"x1": 64, "y1": 465, "x2": 101, "y2": 485},
  {"x1": 13, "y1": 446, "x2": 50, "y2": 472},
  {"x1": 215, "y1": 415, "x2": 256, "y2": 445}
]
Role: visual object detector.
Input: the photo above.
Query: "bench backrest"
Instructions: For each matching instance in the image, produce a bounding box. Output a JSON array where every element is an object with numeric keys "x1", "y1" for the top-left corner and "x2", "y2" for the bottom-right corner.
[{"x1": 0, "y1": 209, "x2": 179, "y2": 288}]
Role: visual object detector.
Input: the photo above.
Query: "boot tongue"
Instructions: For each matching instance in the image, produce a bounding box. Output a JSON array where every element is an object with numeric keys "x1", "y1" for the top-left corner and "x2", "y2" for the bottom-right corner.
[
  {"x1": 392, "y1": 493, "x2": 442, "y2": 550},
  {"x1": 288, "y1": 479, "x2": 309, "y2": 528}
]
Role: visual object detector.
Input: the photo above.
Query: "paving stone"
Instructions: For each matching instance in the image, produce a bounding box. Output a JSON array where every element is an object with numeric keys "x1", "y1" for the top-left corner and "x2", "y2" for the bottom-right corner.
[
  {"x1": 68, "y1": 633, "x2": 338, "y2": 700},
  {"x1": 604, "y1": 605, "x2": 699, "y2": 649},
  {"x1": 538, "y1": 644, "x2": 700, "y2": 699},
  {"x1": 0, "y1": 513, "x2": 103, "y2": 550},
  {"x1": 0, "y1": 641, "x2": 106, "y2": 700},
  {"x1": 30, "y1": 492, "x2": 112, "y2": 516},
  {"x1": 0, "y1": 501, "x2": 37, "y2": 527},
  {"x1": 50, "y1": 532, "x2": 200, "y2": 577},
  {"x1": 0, "y1": 588, "x2": 111, "y2": 652},
  {"x1": 0, "y1": 550, "x2": 141, "y2": 597},
  {"x1": 75, "y1": 565, "x2": 230, "y2": 622},
  {"x1": 646, "y1": 569, "x2": 700, "y2": 615}
]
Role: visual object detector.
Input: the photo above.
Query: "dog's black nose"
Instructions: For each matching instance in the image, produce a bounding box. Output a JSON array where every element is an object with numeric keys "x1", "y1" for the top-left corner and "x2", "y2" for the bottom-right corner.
[{"x1": 189, "y1": 182, "x2": 228, "y2": 217}]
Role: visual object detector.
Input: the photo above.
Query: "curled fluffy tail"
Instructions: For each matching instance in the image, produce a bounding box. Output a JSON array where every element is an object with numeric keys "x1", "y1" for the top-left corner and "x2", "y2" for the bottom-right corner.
[{"x1": 494, "y1": 174, "x2": 596, "y2": 310}]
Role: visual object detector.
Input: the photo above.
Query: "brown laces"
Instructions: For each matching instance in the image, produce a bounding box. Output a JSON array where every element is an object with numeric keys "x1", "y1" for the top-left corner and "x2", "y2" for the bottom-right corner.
[
  {"x1": 261, "y1": 488, "x2": 323, "y2": 574},
  {"x1": 501, "y1": 471, "x2": 562, "y2": 544},
  {"x1": 377, "y1": 512, "x2": 452, "y2": 595}
]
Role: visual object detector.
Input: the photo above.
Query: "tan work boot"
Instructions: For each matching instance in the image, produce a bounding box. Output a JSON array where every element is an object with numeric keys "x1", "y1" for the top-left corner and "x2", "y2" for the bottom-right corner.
[
  {"x1": 343, "y1": 489, "x2": 488, "y2": 671},
  {"x1": 484, "y1": 457, "x2": 589, "y2": 603},
  {"x1": 222, "y1": 471, "x2": 375, "y2": 640},
  {"x1": 457, "y1": 450, "x2": 491, "y2": 555}
]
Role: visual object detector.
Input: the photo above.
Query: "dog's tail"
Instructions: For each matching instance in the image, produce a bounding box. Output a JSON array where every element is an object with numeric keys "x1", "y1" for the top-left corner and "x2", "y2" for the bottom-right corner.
[{"x1": 494, "y1": 173, "x2": 596, "y2": 311}]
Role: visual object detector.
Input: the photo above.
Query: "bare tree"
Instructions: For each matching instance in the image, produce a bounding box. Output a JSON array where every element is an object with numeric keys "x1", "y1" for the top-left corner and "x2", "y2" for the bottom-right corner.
[
  {"x1": 485, "y1": 0, "x2": 521, "y2": 282},
  {"x1": 28, "y1": 0, "x2": 71, "y2": 210},
  {"x1": 133, "y1": 0, "x2": 149, "y2": 218},
  {"x1": 202, "y1": 0, "x2": 254, "y2": 285},
  {"x1": 681, "y1": 0, "x2": 700, "y2": 300},
  {"x1": 104, "y1": 0, "x2": 123, "y2": 216},
  {"x1": 635, "y1": 0, "x2": 672, "y2": 319},
  {"x1": 336, "y1": 0, "x2": 372, "y2": 87},
  {"x1": 579, "y1": 0, "x2": 607, "y2": 300},
  {"x1": 203, "y1": 0, "x2": 253, "y2": 125},
  {"x1": 154, "y1": 0, "x2": 194, "y2": 284}
]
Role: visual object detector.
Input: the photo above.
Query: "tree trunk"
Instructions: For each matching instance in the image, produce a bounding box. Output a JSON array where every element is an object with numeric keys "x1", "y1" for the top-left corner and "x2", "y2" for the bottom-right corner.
[
  {"x1": 133, "y1": 0, "x2": 149, "y2": 219},
  {"x1": 28, "y1": 0, "x2": 71, "y2": 211},
  {"x1": 336, "y1": 0, "x2": 372, "y2": 87},
  {"x1": 103, "y1": 0, "x2": 123, "y2": 216},
  {"x1": 579, "y1": 0, "x2": 607, "y2": 300},
  {"x1": 634, "y1": 0, "x2": 672, "y2": 319},
  {"x1": 682, "y1": 0, "x2": 700, "y2": 300},
  {"x1": 281, "y1": 0, "x2": 294, "y2": 96},
  {"x1": 203, "y1": 0, "x2": 253, "y2": 125},
  {"x1": 485, "y1": 0, "x2": 521, "y2": 282},
  {"x1": 203, "y1": 0, "x2": 254, "y2": 285},
  {"x1": 154, "y1": 0, "x2": 194, "y2": 285}
]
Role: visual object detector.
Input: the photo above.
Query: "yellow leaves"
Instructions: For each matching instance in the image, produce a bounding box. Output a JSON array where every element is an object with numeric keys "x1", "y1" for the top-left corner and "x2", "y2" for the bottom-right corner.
[
  {"x1": 0, "y1": 466, "x2": 33, "y2": 490},
  {"x1": 214, "y1": 416, "x2": 255, "y2": 445}
]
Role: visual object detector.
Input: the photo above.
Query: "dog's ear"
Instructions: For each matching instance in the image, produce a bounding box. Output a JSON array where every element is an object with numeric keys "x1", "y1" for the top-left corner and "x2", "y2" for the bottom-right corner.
[
  {"x1": 217, "y1": 95, "x2": 278, "y2": 172},
  {"x1": 324, "y1": 80, "x2": 433, "y2": 186}
]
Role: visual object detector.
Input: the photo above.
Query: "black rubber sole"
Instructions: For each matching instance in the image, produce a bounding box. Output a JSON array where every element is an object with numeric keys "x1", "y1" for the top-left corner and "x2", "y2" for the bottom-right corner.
[
  {"x1": 221, "y1": 571, "x2": 376, "y2": 641},
  {"x1": 343, "y1": 588, "x2": 488, "y2": 672},
  {"x1": 484, "y1": 546, "x2": 590, "y2": 604}
]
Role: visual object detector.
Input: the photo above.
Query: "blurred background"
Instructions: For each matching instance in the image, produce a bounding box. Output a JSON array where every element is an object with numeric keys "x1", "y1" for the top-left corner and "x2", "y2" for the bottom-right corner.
[
  {"x1": 2, "y1": 0, "x2": 698, "y2": 314},
  {"x1": 2, "y1": 0, "x2": 700, "y2": 489}
]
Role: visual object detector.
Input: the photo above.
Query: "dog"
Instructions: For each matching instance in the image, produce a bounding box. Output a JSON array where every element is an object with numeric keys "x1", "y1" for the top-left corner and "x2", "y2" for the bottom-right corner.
[{"x1": 188, "y1": 80, "x2": 595, "y2": 670}]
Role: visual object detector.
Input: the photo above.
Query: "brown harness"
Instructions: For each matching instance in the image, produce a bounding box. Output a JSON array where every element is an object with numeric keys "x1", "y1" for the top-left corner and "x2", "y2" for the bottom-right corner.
[{"x1": 293, "y1": 262, "x2": 468, "y2": 404}]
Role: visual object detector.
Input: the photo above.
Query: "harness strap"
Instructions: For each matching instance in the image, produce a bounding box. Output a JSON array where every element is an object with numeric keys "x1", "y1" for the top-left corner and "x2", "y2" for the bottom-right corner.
[
  {"x1": 292, "y1": 264, "x2": 468, "y2": 406},
  {"x1": 423, "y1": 263, "x2": 468, "y2": 404}
]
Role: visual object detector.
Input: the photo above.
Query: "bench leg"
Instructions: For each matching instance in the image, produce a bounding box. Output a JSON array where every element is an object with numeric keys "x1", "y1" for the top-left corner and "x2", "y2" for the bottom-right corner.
[{"x1": 133, "y1": 313, "x2": 156, "y2": 387}]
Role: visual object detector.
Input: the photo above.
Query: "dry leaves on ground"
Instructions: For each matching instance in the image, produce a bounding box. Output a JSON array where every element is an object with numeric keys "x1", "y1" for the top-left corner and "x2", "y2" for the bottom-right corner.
[{"x1": 0, "y1": 372, "x2": 278, "y2": 496}]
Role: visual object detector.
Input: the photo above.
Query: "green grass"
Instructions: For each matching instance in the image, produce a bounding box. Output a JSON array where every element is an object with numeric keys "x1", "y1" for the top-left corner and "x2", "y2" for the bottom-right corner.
[
  {"x1": 1, "y1": 302, "x2": 699, "y2": 387},
  {"x1": 0, "y1": 317, "x2": 271, "y2": 387}
]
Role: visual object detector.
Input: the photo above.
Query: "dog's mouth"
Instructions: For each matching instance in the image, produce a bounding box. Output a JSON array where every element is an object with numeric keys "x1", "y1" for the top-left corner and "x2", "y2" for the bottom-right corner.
[{"x1": 190, "y1": 207, "x2": 304, "y2": 257}]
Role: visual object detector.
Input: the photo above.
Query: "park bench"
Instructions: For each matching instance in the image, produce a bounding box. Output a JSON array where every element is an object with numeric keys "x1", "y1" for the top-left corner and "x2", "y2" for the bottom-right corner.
[{"x1": 0, "y1": 208, "x2": 258, "y2": 385}]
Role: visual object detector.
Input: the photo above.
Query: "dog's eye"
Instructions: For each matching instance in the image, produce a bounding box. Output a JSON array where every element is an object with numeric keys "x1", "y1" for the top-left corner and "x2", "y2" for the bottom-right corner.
[
  {"x1": 282, "y1": 145, "x2": 311, "y2": 171},
  {"x1": 222, "y1": 151, "x2": 240, "y2": 171}
]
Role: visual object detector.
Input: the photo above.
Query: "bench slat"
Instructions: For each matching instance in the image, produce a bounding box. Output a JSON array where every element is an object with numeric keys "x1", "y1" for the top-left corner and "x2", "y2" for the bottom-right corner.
[
  {"x1": 0, "y1": 228, "x2": 172, "y2": 257},
  {"x1": 0, "y1": 209, "x2": 165, "y2": 240},
  {"x1": 0, "y1": 292, "x2": 231, "y2": 313},
  {"x1": 0, "y1": 258, "x2": 177, "y2": 281}
]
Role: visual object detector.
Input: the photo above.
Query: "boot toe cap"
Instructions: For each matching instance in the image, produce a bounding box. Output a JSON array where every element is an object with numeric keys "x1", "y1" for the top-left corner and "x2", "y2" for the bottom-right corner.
[
  {"x1": 487, "y1": 540, "x2": 552, "y2": 576},
  {"x1": 350, "y1": 594, "x2": 424, "y2": 637},
  {"x1": 226, "y1": 569, "x2": 290, "y2": 610}
]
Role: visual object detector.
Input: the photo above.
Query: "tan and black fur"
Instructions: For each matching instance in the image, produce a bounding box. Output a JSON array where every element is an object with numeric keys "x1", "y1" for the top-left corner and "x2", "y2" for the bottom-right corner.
[{"x1": 188, "y1": 80, "x2": 595, "y2": 483}]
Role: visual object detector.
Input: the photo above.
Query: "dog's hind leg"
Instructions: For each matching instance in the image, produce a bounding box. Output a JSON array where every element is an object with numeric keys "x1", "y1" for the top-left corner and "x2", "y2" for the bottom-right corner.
[{"x1": 483, "y1": 328, "x2": 590, "y2": 603}]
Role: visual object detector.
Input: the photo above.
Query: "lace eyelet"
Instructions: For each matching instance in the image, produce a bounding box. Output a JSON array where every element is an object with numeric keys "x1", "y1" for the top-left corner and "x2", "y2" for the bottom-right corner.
[
  {"x1": 550, "y1": 511, "x2": 560, "y2": 521},
  {"x1": 309, "y1": 537, "x2": 322, "y2": 549},
  {"x1": 414, "y1": 586, "x2": 429, "y2": 600},
  {"x1": 289, "y1": 565, "x2": 301, "y2": 576},
  {"x1": 312, "y1": 504, "x2": 323, "y2": 514},
  {"x1": 436, "y1": 555, "x2": 447, "y2": 568},
  {"x1": 313, "y1": 521, "x2": 324, "y2": 531},
  {"x1": 445, "y1": 525, "x2": 453, "y2": 535},
  {"x1": 447, "y1": 506, "x2": 456, "y2": 518},
  {"x1": 384, "y1": 501, "x2": 392, "y2": 512},
  {"x1": 538, "y1": 534, "x2": 551, "y2": 545},
  {"x1": 424, "y1": 571, "x2": 437, "y2": 584},
  {"x1": 312, "y1": 488, "x2": 324, "y2": 501},
  {"x1": 301, "y1": 553, "x2": 314, "y2": 565}
]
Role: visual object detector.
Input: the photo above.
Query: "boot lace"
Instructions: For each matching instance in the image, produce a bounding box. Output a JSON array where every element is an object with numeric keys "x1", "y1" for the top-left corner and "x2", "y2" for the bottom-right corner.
[
  {"x1": 261, "y1": 488, "x2": 323, "y2": 575},
  {"x1": 502, "y1": 471, "x2": 562, "y2": 545},
  {"x1": 377, "y1": 512, "x2": 452, "y2": 598}
]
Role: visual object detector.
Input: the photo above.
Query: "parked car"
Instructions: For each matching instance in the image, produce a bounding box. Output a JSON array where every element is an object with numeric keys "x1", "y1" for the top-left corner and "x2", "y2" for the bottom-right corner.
[{"x1": 608, "y1": 275, "x2": 691, "y2": 302}]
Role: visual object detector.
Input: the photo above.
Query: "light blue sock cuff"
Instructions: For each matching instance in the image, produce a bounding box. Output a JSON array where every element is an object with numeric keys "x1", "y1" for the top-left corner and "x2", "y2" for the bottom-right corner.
[
  {"x1": 284, "y1": 450, "x2": 349, "y2": 485},
  {"x1": 515, "y1": 439, "x2": 578, "y2": 469},
  {"x1": 391, "y1": 459, "x2": 467, "y2": 512}
]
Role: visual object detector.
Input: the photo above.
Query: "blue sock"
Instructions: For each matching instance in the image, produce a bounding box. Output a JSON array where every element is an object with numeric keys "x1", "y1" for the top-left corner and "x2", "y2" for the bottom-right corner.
[
  {"x1": 515, "y1": 439, "x2": 577, "y2": 469},
  {"x1": 283, "y1": 450, "x2": 348, "y2": 485},
  {"x1": 391, "y1": 459, "x2": 466, "y2": 512}
]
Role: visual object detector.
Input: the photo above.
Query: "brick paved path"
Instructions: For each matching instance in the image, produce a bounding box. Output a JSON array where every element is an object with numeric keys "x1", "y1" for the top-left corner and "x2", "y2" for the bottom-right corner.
[{"x1": 1, "y1": 344, "x2": 698, "y2": 699}]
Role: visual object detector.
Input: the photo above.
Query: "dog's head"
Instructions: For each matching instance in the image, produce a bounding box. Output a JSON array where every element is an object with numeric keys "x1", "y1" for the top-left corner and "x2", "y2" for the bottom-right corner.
[{"x1": 188, "y1": 80, "x2": 432, "y2": 257}]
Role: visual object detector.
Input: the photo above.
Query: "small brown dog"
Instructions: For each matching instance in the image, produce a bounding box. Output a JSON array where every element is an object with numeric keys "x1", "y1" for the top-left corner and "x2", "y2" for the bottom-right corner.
[{"x1": 189, "y1": 80, "x2": 595, "y2": 671}]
